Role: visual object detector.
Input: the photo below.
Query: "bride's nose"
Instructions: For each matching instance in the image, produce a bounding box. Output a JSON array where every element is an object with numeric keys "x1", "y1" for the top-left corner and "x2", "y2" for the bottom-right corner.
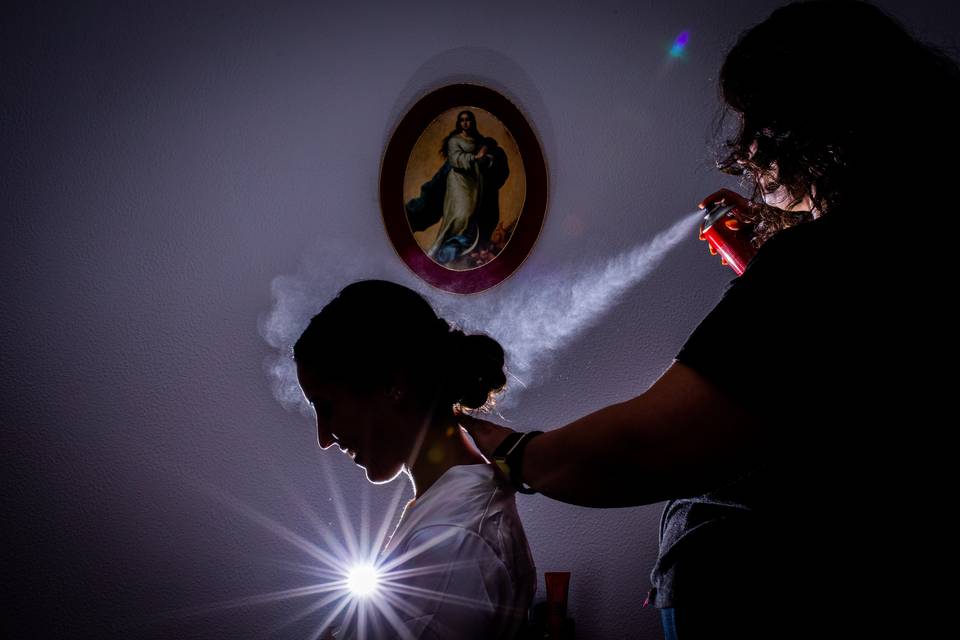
[{"x1": 317, "y1": 423, "x2": 337, "y2": 450}]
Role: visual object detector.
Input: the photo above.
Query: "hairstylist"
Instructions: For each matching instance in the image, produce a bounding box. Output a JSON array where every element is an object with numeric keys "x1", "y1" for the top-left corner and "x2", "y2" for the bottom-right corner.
[{"x1": 457, "y1": 2, "x2": 957, "y2": 639}]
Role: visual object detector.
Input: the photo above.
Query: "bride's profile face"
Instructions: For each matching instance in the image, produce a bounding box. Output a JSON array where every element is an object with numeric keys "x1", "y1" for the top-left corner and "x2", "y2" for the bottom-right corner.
[{"x1": 297, "y1": 363, "x2": 420, "y2": 484}]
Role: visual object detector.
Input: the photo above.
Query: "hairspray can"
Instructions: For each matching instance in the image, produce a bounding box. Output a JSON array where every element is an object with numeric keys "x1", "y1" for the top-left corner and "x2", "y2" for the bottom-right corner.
[{"x1": 699, "y1": 202, "x2": 757, "y2": 275}]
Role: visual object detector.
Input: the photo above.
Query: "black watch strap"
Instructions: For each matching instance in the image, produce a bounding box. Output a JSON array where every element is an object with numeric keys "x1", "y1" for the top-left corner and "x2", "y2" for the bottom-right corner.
[{"x1": 492, "y1": 431, "x2": 544, "y2": 494}]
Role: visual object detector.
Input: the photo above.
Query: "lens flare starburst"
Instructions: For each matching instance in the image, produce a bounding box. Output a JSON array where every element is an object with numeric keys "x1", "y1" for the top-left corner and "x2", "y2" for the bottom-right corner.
[
  {"x1": 346, "y1": 564, "x2": 380, "y2": 597},
  {"x1": 155, "y1": 462, "x2": 498, "y2": 639}
]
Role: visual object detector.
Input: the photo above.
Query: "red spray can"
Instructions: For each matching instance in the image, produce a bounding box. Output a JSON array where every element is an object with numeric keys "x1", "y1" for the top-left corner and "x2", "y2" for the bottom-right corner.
[{"x1": 699, "y1": 202, "x2": 757, "y2": 276}]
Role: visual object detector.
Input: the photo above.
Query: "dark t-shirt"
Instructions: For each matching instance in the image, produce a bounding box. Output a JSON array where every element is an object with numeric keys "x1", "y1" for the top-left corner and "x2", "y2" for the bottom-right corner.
[{"x1": 648, "y1": 208, "x2": 949, "y2": 629}]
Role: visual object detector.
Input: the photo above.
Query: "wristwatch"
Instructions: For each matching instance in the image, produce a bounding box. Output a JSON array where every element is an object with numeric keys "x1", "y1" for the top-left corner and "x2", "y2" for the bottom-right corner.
[{"x1": 491, "y1": 431, "x2": 544, "y2": 494}]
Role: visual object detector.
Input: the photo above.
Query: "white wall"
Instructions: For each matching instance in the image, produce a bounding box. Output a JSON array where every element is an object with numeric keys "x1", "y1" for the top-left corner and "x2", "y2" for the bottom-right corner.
[{"x1": 3, "y1": 1, "x2": 956, "y2": 637}]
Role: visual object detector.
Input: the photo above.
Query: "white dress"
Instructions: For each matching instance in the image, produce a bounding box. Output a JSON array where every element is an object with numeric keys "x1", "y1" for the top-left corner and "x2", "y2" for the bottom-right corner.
[
  {"x1": 361, "y1": 464, "x2": 536, "y2": 639},
  {"x1": 426, "y1": 136, "x2": 484, "y2": 260}
]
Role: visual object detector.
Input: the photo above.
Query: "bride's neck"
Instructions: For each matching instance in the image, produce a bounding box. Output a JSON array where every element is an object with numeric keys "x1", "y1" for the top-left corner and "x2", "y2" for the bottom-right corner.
[{"x1": 408, "y1": 410, "x2": 486, "y2": 499}]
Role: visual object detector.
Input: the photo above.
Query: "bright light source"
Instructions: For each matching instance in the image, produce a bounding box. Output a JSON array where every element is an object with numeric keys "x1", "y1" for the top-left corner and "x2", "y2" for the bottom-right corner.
[{"x1": 347, "y1": 564, "x2": 379, "y2": 597}]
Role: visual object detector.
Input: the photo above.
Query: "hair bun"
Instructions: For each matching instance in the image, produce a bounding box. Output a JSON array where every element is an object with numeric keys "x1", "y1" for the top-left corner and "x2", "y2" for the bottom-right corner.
[{"x1": 439, "y1": 326, "x2": 507, "y2": 410}]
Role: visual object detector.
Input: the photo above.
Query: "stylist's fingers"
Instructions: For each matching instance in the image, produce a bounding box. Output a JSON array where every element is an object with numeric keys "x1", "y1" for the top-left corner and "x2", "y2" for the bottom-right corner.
[
  {"x1": 698, "y1": 188, "x2": 752, "y2": 218},
  {"x1": 454, "y1": 409, "x2": 514, "y2": 459},
  {"x1": 698, "y1": 188, "x2": 740, "y2": 209}
]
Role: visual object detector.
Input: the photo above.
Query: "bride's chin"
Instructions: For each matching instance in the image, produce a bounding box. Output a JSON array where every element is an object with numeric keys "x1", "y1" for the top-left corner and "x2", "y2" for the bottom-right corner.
[{"x1": 363, "y1": 464, "x2": 405, "y2": 485}]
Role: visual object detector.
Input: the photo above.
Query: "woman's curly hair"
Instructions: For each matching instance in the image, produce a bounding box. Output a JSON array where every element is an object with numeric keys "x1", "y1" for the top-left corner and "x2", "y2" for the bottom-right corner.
[{"x1": 713, "y1": 1, "x2": 960, "y2": 246}]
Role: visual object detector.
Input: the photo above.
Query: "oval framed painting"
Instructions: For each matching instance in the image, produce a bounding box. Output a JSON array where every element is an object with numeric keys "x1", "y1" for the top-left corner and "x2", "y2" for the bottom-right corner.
[{"x1": 380, "y1": 84, "x2": 547, "y2": 294}]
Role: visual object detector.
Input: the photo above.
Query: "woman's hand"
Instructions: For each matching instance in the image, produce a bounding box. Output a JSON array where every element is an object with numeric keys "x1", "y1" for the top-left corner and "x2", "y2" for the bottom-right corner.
[
  {"x1": 698, "y1": 188, "x2": 754, "y2": 256},
  {"x1": 454, "y1": 408, "x2": 515, "y2": 460},
  {"x1": 699, "y1": 188, "x2": 753, "y2": 218}
]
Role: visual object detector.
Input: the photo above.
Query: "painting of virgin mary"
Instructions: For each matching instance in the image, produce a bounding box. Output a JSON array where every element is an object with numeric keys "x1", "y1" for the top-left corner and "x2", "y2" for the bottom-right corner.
[
  {"x1": 403, "y1": 108, "x2": 523, "y2": 270},
  {"x1": 380, "y1": 84, "x2": 546, "y2": 294}
]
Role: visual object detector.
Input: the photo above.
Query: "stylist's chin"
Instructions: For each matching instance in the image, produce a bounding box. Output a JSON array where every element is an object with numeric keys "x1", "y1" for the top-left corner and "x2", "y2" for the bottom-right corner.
[{"x1": 761, "y1": 183, "x2": 818, "y2": 216}]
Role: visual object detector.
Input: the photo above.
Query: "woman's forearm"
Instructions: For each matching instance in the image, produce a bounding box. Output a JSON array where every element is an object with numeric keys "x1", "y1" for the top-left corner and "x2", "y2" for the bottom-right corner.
[
  {"x1": 520, "y1": 401, "x2": 678, "y2": 507},
  {"x1": 520, "y1": 362, "x2": 765, "y2": 507}
]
